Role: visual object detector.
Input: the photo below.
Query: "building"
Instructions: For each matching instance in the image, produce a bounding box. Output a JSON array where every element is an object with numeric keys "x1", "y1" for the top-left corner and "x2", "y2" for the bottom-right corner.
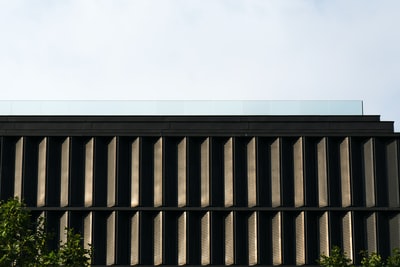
[{"x1": 0, "y1": 101, "x2": 399, "y2": 266}]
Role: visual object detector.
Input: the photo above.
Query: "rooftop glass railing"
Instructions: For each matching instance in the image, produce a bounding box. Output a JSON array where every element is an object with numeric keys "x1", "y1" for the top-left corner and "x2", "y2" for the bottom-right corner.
[{"x1": 0, "y1": 100, "x2": 363, "y2": 115}]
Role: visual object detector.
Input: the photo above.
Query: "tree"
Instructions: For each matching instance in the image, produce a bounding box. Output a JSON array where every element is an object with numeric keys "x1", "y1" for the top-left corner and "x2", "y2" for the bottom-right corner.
[
  {"x1": 57, "y1": 228, "x2": 92, "y2": 266},
  {"x1": 318, "y1": 246, "x2": 353, "y2": 267},
  {"x1": 360, "y1": 251, "x2": 383, "y2": 267},
  {"x1": 387, "y1": 248, "x2": 400, "y2": 267},
  {"x1": 0, "y1": 198, "x2": 91, "y2": 267}
]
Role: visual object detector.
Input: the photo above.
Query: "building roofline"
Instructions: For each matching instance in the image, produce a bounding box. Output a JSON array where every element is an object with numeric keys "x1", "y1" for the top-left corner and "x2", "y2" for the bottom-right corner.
[{"x1": 0, "y1": 115, "x2": 396, "y2": 137}]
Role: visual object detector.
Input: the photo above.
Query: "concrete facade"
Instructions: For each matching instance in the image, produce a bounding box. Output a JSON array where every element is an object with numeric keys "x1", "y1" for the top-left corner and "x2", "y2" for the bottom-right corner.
[{"x1": 0, "y1": 115, "x2": 399, "y2": 266}]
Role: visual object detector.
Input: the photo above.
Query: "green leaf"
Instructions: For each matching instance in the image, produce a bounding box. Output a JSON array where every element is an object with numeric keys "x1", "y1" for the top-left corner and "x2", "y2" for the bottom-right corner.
[{"x1": 0, "y1": 198, "x2": 92, "y2": 266}]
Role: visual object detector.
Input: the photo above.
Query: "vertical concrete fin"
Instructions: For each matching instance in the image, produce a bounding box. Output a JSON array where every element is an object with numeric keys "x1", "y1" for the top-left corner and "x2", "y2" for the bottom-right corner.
[
  {"x1": 248, "y1": 212, "x2": 258, "y2": 266},
  {"x1": 340, "y1": 138, "x2": 352, "y2": 207},
  {"x1": 14, "y1": 137, "x2": 24, "y2": 199},
  {"x1": 59, "y1": 211, "x2": 68, "y2": 245},
  {"x1": 201, "y1": 212, "x2": 211, "y2": 265},
  {"x1": 318, "y1": 138, "x2": 328, "y2": 207},
  {"x1": 106, "y1": 212, "x2": 116, "y2": 265},
  {"x1": 225, "y1": 211, "x2": 234, "y2": 265},
  {"x1": 107, "y1": 137, "x2": 117, "y2": 207},
  {"x1": 386, "y1": 140, "x2": 399, "y2": 207},
  {"x1": 178, "y1": 212, "x2": 187, "y2": 265},
  {"x1": 224, "y1": 138, "x2": 234, "y2": 207},
  {"x1": 294, "y1": 137, "x2": 304, "y2": 207},
  {"x1": 271, "y1": 138, "x2": 281, "y2": 207},
  {"x1": 247, "y1": 138, "x2": 257, "y2": 207},
  {"x1": 389, "y1": 214, "x2": 400, "y2": 251},
  {"x1": 154, "y1": 211, "x2": 163, "y2": 265},
  {"x1": 366, "y1": 213, "x2": 377, "y2": 252},
  {"x1": 131, "y1": 212, "x2": 139, "y2": 265},
  {"x1": 296, "y1": 212, "x2": 305, "y2": 265},
  {"x1": 201, "y1": 138, "x2": 210, "y2": 207},
  {"x1": 60, "y1": 137, "x2": 70, "y2": 207},
  {"x1": 154, "y1": 138, "x2": 163, "y2": 207},
  {"x1": 131, "y1": 138, "x2": 140, "y2": 207},
  {"x1": 319, "y1": 212, "x2": 330, "y2": 256},
  {"x1": 272, "y1": 212, "x2": 282, "y2": 265},
  {"x1": 84, "y1": 212, "x2": 93, "y2": 252},
  {"x1": 84, "y1": 138, "x2": 94, "y2": 207},
  {"x1": 364, "y1": 138, "x2": 375, "y2": 207},
  {"x1": 342, "y1": 212, "x2": 353, "y2": 262},
  {"x1": 37, "y1": 137, "x2": 47, "y2": 207},
  {"x1": 178, "y1": 138, "x2": 187, "y2": 207}
]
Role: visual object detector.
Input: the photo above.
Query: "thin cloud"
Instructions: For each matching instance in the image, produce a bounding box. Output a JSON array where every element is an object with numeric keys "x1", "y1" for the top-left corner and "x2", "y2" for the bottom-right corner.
[{"x1": 0, "y1": 0, "x2": 399, "y2": 128}]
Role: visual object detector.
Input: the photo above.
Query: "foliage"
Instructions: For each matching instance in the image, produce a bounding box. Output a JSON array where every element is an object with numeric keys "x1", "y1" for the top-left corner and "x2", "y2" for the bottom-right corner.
[
  {"x1": 360, "y1": 251, "x2": 384, "y2": 267},
  {"x1": 319, "y1": 247, "x2": 400, "y2": 267},
  {"x1": 387, "y1": 248, "x2": 400, "y2": 267},
  {"x1": 318, "y1": 246, "x2": 353, "y2": 267},
  {"x1": 0, "y1": 198, "x2": 43, "y2": 266},
  {"x1": 0, "y1": 198, "x2": 91, "y2": 267},
  {"x1": 58, "y1": 228, "x2": 92, "y2": 266}
]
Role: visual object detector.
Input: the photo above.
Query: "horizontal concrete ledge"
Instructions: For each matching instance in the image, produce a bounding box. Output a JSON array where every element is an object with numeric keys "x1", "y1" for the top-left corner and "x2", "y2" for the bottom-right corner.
[{"x1": 27, "y1": 206, "x2": 400, "y2": 212}]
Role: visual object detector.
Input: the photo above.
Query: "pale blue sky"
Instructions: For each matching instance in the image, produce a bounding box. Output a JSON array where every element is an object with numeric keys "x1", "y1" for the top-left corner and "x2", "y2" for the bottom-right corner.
[{"x1": 0, "y1": 1, "x2": 399, "y2": 129}]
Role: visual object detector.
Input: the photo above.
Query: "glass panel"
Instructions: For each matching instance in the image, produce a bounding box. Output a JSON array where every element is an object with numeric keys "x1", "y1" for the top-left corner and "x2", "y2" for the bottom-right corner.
[{"x1": 0, "y1": 100, "x2": 363, "y2": 115}]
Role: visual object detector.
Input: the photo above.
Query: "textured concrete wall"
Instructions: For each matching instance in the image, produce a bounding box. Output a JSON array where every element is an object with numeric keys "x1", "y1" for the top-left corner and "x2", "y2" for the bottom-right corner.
[{"x1": 0, "y1": 116, "x2": 399, "y2": 266}]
